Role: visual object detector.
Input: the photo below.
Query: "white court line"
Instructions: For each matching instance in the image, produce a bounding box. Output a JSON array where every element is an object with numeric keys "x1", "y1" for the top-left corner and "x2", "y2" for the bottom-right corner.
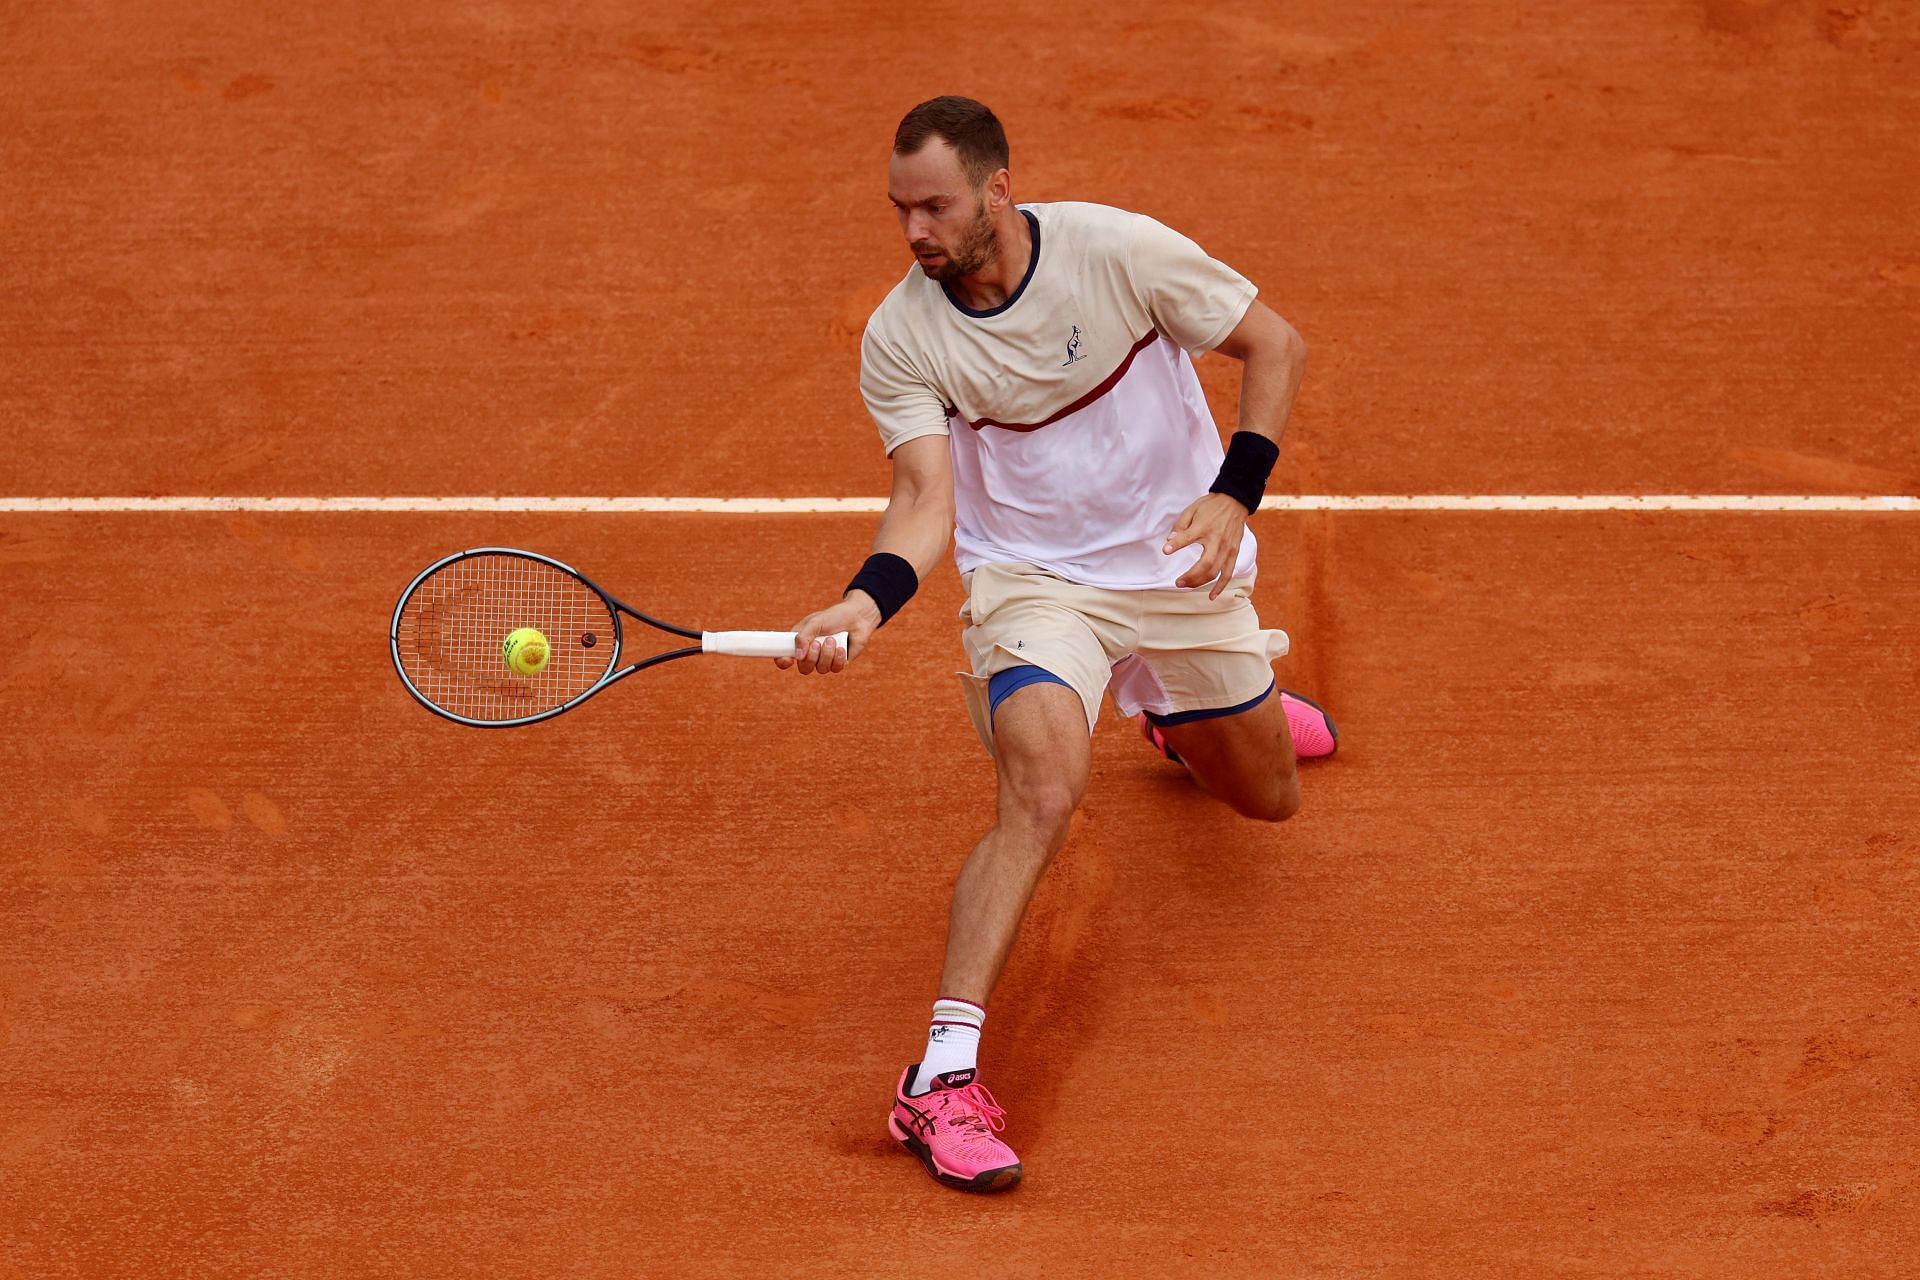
[{"x1": 0, "y1": 495, "x2": 1914, "y2": 513}]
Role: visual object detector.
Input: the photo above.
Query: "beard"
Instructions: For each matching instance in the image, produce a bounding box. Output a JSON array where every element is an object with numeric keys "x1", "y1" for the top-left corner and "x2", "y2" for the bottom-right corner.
[{"x1": 914, "y1": 200, "x2": 998, "y2": 282}]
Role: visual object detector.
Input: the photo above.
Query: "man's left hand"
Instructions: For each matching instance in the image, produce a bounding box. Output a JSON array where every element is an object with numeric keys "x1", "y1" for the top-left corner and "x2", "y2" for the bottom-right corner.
[{"x1": 1163, "y1": 492, "x2": 1251, "y2": 599}]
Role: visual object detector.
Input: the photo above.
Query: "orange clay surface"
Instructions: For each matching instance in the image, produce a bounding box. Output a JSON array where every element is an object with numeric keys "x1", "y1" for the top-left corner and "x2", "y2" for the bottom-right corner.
[{"x1": 4, "y1": 1, "x2": 1919, "y2": 1277}]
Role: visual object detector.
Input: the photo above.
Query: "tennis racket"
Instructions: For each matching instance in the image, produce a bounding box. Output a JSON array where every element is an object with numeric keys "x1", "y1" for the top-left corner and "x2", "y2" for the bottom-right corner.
[{"x1": 390, "y1": 547, "x2": 846, "y2": 728}]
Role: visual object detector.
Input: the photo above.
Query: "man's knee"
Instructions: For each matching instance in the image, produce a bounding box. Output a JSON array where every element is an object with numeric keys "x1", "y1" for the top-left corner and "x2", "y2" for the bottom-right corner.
[
  {"x1": 989, "y1": 681, "x2": 1091, "y2": 847},
  {"x1": 1001, "y1": 774, "x2": 1082, "y2": 847},
  {"x1": 1234, "y1": 773, "x2": 1300, "y2": 824}
]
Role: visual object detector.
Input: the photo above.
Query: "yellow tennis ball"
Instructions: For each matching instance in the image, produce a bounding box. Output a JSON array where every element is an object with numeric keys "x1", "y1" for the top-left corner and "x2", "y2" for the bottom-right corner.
[{"x1": 502, "y1": 627, "x2": 551, "y2": 676}]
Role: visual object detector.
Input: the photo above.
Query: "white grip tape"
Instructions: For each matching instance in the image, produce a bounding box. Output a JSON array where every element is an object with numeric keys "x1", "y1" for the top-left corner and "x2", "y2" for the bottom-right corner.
[{"x1": 701, "y1": 630, "x2": 850, "y2": 659}]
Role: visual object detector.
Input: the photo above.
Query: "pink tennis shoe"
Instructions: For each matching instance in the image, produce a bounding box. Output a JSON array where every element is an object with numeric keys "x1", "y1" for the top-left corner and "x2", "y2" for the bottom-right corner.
[
  {"x1": 1280, "y1": 690, "x2": 1339, "y2": 759},
  {"x1": 1140, "y1": 689, "x2": 1338, "y2": 763},
  {"x1": 888, "y1": 1065, "x2": 1023, "y2": 1193}
]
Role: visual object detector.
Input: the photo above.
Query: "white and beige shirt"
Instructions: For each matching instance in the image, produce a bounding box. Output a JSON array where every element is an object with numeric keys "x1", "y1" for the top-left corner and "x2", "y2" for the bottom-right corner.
[{"x1": 860, "y1": 200, "x2": 1259, "y2": 591}]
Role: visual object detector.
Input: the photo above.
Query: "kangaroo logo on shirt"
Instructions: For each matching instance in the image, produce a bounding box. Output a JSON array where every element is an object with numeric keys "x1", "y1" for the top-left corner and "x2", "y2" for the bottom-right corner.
[{"x1": 1062, "y1": 325, "x2": 1086, "y2": 367}]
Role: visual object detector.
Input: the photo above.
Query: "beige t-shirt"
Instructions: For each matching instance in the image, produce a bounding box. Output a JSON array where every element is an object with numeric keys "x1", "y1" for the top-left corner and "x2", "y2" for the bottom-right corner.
[{"x1": 860, "y1": 201, "x2": 1259, "y2": 590}]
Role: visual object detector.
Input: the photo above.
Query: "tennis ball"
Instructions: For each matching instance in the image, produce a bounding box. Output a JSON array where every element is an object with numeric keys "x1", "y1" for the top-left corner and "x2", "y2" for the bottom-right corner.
[{"x1": 502, "y1": 627, "x2": 551, "y2": 676}]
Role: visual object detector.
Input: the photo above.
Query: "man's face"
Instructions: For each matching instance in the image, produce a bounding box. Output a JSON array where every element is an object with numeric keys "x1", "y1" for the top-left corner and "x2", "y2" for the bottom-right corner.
[{"x1": 887, "y1": 140, "x2": 997, "y2": 282}]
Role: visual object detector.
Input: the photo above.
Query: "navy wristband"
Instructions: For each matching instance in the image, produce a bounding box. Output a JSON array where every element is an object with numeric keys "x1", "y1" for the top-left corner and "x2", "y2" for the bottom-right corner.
[
  {"x1": 845, "y1": 553, "x2": 919, "y2": 626},
  {"x1": 1208, "y1": 431, "x2": 1280, "y2": 514}
]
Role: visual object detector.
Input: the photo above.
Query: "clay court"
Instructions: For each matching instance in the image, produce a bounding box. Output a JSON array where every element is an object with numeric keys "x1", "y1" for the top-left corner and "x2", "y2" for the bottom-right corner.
[{"x1": 5, "y1": 1, "x2": 1918, "y2": 1275}]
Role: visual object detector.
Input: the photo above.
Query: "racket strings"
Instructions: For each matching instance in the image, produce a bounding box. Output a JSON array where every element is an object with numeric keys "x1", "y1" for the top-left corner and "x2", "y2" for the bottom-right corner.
[{"x1": 394, "y1": 553, "x2": 617, "y2": 723}]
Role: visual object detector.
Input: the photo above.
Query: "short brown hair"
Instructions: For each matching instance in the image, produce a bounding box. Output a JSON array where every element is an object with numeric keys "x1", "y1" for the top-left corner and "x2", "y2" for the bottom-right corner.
[{"x1": 893, "y1": 96, "x2": 1010, "y2": 188}]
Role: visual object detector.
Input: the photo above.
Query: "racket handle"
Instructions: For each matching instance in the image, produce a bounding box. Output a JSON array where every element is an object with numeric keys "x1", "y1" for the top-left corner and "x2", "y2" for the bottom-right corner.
[{"x1": 702, "y1": 630, "x2": 851, "y2": 659}]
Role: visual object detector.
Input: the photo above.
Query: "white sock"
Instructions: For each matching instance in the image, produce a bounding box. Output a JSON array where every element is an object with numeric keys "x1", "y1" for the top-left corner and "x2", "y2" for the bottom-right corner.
[{"x1": 911, "y1": 997, "x2": 985, "y2": 1095}]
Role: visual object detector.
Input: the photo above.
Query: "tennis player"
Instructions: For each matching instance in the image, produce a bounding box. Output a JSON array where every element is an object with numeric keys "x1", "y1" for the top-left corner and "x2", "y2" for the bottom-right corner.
[{"x1": 778, "y1": 96, "x2": 1337, "y2": 1193}]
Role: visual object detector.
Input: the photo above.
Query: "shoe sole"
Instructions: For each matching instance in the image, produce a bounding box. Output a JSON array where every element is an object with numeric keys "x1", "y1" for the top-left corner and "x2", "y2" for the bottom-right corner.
[
  {"x1": 1141, "y1": 714, "x2": 1186, "y2": 767},
  {"x1": 1279, "y1": 689, "x2": 1338, "y2": 759},
  {"x1": 887, "y1": 1113, "x2": 1023, "y2": 1193}
]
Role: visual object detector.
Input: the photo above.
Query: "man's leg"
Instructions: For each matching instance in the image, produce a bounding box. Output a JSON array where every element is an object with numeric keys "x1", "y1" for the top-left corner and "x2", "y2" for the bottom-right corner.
[
  {"x1": 940, "y1": 679, "x2": 1093, "y2": 1003},
  {"x1": 1154, "y1": 689, "x2": 1301, "y2": 823},
  {"x1": 886, "y1": 678, "x2": 1089, "y2": 1193}
]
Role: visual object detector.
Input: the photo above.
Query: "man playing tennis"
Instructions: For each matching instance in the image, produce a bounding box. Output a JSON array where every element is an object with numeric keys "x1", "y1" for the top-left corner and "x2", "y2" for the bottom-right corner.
[{"x1": 778, "y1": 96, "x2": 1336, "y2": 1193}]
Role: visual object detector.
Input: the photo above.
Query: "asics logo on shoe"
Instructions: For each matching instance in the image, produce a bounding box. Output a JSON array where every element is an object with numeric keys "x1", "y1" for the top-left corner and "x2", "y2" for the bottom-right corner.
[{"x1": 899, "y1": 1101, "x2": 938, "y2": 1136}]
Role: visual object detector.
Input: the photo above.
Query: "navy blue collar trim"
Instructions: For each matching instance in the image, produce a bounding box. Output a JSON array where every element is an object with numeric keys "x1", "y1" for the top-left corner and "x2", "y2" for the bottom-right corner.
[{"x1": 943, "y1": 208, "x2": 1041, "y2": 319}]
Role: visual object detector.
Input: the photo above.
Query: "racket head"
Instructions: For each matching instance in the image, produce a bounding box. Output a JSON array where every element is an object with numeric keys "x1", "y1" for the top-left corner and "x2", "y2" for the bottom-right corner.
[{"x1": 390, "y1": 547, "x2": 622, "y2": 727}]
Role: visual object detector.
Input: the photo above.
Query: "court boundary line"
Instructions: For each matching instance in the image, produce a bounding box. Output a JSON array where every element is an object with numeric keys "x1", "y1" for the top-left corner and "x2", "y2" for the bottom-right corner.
[{"x1": 0, "y1": 495, "x2": 1913, "y2": 513}]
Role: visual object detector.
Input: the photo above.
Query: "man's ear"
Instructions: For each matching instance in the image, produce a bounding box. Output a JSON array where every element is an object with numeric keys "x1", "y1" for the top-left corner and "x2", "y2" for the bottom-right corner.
[{"x1": 985, "y1": 168, "x2": 1013, "y2": 211}]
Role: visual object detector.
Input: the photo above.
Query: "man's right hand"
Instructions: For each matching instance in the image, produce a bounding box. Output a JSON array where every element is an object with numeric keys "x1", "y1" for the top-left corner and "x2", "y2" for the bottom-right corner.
[{"x1": 776, "y1": 592, "x2": 884, "y2": 674}]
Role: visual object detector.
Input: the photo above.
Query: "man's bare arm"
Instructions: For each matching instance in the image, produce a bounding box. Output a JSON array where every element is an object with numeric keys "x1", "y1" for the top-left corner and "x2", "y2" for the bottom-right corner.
[
  {"x1": 1213, "y1": 299, "x2": 1308, "y2": 449},
  {"x1": 863, "y1": 434, "x2": 956, "y2": 587},
  {"x1": 780, "y1": 434, "x2": 954, "y2": 674},
  {"x1": 1163, "y1": 301, "x2": 1307, "y2": 598}
]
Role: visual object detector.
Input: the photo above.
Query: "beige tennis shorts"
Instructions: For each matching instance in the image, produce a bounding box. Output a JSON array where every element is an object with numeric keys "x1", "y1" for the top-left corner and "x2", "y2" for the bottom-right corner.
[{"x1": 955, "y1": 560, "x2": 1290, "y2": 753}]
